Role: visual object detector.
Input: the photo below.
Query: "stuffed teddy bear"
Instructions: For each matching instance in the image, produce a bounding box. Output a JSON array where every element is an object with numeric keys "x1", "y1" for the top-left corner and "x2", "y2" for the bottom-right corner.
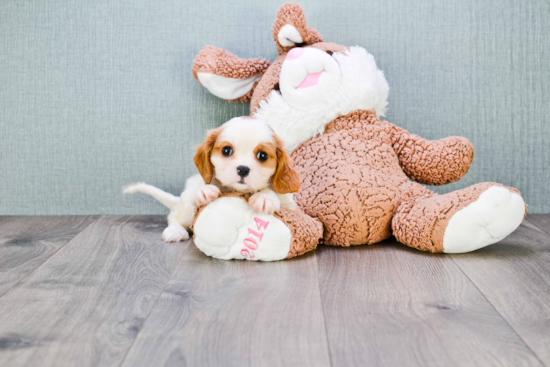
[{"x1": 190, "y1": 3, "x2": 527, "y2": 260}]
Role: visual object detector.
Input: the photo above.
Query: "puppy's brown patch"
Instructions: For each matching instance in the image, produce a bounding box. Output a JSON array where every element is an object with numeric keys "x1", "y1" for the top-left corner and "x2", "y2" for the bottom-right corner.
[
  {"x1": 194, "y1": 127, "x2": 222, "y2": 184},
  {"x1": 254, "y1": 142, "x2": 277, "y2": 169},
  {"x1": 272, "y1": 135, "x2": 301, "y2": 194},
  {"x1": 211, "y1": 141, "x2": 235, "y2": 160}
]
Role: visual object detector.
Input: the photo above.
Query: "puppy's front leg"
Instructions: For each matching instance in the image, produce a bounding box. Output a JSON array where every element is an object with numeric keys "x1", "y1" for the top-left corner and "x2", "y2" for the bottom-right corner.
[
  {"x1": 193, "y1": 184, "x2": 221, "y2": 206},
  {"x1": 162, "y1": 222, "x2": 189, "y2": 242},
  {"x1": 278, "y1": 193, "x2": 297, "y2": 211},
  {"x1": 249, "y1": 189, "x2": 281, "y2": 215}
]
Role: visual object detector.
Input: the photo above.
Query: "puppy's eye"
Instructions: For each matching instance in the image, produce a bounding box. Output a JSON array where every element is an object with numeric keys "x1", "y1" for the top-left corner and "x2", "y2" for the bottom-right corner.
[
  {"x1": 257, "y1": 151, "x2": 268, "y2": 162},
  {"x1": 222, "y1": 146, "x2": 233, "y2": 157}
]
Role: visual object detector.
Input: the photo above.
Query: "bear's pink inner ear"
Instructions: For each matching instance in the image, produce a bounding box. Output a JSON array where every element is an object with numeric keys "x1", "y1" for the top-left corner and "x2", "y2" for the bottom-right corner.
[
  {"x1": 192, "y1": 46, "x2": 271, "y2": 103},
  {"x1": 271, "y1": 3, "x2": 323, "y2": 55}
]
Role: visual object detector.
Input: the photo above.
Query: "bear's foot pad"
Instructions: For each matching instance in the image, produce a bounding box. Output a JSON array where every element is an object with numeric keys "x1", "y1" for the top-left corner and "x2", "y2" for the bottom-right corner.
[
  {"x1": 443, "y1": 186, "x2": 525, "y2": 253},
  {"x1": 193, "y1": 197, "x2": 291, "y2": 261}
]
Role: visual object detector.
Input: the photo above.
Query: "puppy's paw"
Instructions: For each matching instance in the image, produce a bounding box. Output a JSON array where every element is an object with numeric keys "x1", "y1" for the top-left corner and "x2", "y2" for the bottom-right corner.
[
  {"x1": 249, "y1": 191, "x2": 281, "y2": 215},
  {"x1": 281, "y1": 200, "x2": 297, "y2": 211},
  {"x1": 193, "y1": 185, "x2": 221, "y2": 206},
  {"x1": 162, "y1": 224, "x2": 189, "y2": 242}
]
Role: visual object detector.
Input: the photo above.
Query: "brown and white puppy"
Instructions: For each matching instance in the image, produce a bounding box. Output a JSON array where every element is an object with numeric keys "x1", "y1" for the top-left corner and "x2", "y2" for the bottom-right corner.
[{"x1": 124, "y1": 117, "x2": 300, "y2": 242}]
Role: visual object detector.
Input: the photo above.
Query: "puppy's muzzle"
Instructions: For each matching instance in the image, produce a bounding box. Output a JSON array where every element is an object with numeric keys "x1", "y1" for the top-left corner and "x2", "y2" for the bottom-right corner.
[{"x1": 237, "y1": 165, "x2": 250, "y2": 178}]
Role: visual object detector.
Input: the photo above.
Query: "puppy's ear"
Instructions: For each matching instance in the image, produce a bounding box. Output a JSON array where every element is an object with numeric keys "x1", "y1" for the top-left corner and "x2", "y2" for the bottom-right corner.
[
  {"x1": 193, "y1": 128, "x2": 221, "y2": 184},
  {"x1": 272, "y1": 135, "x2": 301, "y2": 194}
]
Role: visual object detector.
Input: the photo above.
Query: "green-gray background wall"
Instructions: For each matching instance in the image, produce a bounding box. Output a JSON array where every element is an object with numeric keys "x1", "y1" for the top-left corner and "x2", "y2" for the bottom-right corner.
[{"x1": 1, "y1": 0, "x2": 549, "y2": 214}]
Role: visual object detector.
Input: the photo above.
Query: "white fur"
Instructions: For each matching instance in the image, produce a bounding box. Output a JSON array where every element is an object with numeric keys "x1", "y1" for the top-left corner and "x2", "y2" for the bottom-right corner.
[
  {"x1": 193, "y1": 184, "x2": 221, "y2": 206},
  {"x1": 249, "y1": 189, "x2": 281, "y2": 215},
  {"x1": 124, "y1": 117, "x2": 297, "y2": 243},
  {"x1": 443, "y1": 186, "x2": 526, "y2": 253},
  {"x1": 193, "y1": 197, "x2": 291, "y2": 261},
  {"x1": 123, "y1": 182, "x2": 179, "y2": 209},
  {"x1": 162, "y1": 223, "x2": 189, "y2": 242},
  {"x1": 278, "y1": 193, "x2": 297, "y2": 211},
  {"x1": 124, "y1": 174, "x2": 204, "y2": 242},
  {"x1": 279, "y1": 47, "x2": 342, "y2": 111},
  {"x1": 254, "y1": 46, "x2": 389, "y2": 151},
  {"x1": 197, "y1": 72, "x2": 260, "y2": 100},
  {"x1": 212, "y1": 117, "x2": 278, "y2": 193},
  {"x1": 277, "y1": 24, "x2": 303, "y2": 47}
]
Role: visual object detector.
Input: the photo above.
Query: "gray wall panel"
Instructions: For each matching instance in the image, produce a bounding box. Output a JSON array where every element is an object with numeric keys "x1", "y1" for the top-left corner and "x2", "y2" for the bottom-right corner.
[{"x1": 1, "y1": 0, "x2": 548, "y2": 214}]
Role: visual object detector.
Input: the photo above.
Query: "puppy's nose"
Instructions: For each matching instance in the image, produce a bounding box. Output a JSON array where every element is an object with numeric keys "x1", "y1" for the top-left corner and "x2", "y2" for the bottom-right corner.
[
  {"x1": 237, "y1": 165, "x2": 250, "y2": 178},
  {"x1": 286, "y1": 47, "x2": 304, "y2": 60}
]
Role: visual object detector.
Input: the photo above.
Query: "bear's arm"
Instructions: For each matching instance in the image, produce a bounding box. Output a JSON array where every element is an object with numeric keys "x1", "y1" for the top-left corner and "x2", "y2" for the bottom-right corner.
[{"x1": 384, "y1": 122, "x2": 475, "y2": 186}]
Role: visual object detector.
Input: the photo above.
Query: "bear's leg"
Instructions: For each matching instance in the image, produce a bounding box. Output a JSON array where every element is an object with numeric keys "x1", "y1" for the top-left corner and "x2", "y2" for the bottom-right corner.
[
  {"x1": 192, "y1": 197, "x2": 322, "y2": 261},
  {"x1": 392, "y1": 182, "x2": 526, "y2": 253}
]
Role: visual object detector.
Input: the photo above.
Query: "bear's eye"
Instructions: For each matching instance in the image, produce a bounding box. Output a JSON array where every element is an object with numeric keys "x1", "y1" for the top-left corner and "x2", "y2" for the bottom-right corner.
[
  {"x1": 222, "y1": 146, "x2": 233, "y2": 157},
  {"x1": 257, "y1": 151, "x2": 268, "y2": 162}
]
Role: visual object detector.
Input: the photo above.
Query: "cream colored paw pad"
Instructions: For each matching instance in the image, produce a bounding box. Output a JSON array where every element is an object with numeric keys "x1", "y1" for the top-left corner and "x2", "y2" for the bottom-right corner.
[
  {"x1": 443, "y1": 186, "x2": 525, "y2": 253},
  {"x1": 193, "y1": 197, "x2": 291, "y2": 261}
]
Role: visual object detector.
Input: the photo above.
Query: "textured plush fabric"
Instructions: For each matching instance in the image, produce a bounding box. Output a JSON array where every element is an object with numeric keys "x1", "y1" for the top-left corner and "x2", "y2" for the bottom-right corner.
[
  {"x1": 278, "y1": 207, "x2": 323, "y2": 259},
  {"x1": 271, "y1": 2, "x2": 324, "y2": 55},
  {"x1": 191, "y1": 192, "x2": 323, "y2": 259},
  {"x1": 1, "y1": 0, "x2": 549, "y2": 215},
  {"x1": 292, "y1": 110, "x2": 526, "y2": 252},
  {"x1": 292, "y1": 110, "x2": 409, "y2": 246},
  {"x1": 291, "y1": 109, "x2": 522, "y2": 250},
  {"x1": 192, "y1": 46, "x2": 271, "y2": 103},
  {"x1": 392, "y1": 182, "x2": 524, "y2": 253},
  {"x1": 249, "y1": 42, "x2": 346, "y2": 114}
]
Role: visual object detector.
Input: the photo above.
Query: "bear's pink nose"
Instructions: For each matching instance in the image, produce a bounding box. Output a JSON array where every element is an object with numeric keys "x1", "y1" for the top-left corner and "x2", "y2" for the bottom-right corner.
[{"x1": 286, "y1": 47, "x2": 304, "y2": 60}]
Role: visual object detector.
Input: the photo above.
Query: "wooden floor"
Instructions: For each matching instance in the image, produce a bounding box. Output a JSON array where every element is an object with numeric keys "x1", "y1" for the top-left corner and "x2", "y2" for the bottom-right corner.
[{"x1": 0, "y1": 215, "x2": 549, "y2": 367}]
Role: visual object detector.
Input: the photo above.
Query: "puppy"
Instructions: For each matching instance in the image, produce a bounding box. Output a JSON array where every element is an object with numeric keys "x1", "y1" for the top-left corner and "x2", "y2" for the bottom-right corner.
[{"x1": 124, "y1": 116, "x2": 301, "y2": 242}]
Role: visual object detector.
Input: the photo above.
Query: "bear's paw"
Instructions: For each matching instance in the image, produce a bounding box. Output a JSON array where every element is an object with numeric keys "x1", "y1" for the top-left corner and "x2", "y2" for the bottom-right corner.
[{"x1": 193, "y1": 197, "x2": 291, "y2": 261}]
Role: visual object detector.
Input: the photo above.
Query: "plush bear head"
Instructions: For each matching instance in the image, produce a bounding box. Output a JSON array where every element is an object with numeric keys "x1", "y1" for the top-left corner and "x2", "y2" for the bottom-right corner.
[{"x1": 192, "y1": 3, "x2": 389, "y2": 151}]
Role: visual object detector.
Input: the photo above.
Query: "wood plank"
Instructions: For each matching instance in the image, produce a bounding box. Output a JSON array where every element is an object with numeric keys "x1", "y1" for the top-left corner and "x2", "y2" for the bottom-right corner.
[
  {"x1": 0, "y1": 215, "x2": 186, "y2": 367},
  {"x1": 451, "y1": 216, "x2": 550, "y2": 366},
  {"x1": 317, "y1": 240, "x2": 542, "y2": 367},
  {"x1": 121, "y1": 243, "x2": 331, "y2": 367},
  {"x1": 0, "y1": 216, "x2": 17, "y2": 225},
  {"x1": 525, "y1": 214, "x2": 550, "y2": 236},
  {"x1": 0, "y1": 216, "x2": 97, "y2": 297}
]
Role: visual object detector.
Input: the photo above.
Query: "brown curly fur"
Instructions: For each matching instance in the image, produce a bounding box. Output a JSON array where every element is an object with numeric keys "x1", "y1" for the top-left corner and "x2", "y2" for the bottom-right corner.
[
  {"x1": 271, "y1": 3, "x2": 324, "y2": 55},
  {"x1": 192, "y1": 46, "x2": 271, "y2": 103}
]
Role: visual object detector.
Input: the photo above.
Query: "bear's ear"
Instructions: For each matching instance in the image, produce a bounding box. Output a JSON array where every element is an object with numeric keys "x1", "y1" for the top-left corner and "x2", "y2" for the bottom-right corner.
[
  {"x1": 192, "y1": 46, "x2": 271, "y2": 103},
  {"x1": 272, "y1": 3, "x2": 324, "y2": 55}
]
